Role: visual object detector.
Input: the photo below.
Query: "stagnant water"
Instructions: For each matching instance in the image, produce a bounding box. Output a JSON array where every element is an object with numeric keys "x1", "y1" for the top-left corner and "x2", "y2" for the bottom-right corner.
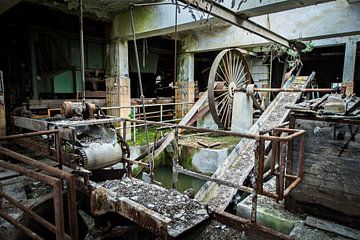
[{"x1": 153, "y1": 166, "x2": 206, "y2": 193}]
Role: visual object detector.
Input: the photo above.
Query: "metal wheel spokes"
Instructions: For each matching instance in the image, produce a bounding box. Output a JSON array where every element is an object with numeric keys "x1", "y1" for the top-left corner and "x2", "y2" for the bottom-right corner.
[{"x1": 208, "y1": 48, "x2": 252, "y2": 129}]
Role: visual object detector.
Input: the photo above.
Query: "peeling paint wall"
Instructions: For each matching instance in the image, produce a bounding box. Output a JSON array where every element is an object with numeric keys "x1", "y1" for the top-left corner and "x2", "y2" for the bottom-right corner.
[
  {"x1": 109, "y1": 0, "x2": 360, "y2": 96},
  {"x1": 180, "y1": 0, "x2": 360, "y2": 52},
  {"x1": 112, "y1": 0, "x2": 359, "y2": 52},
  {"x1": 111, "y1": 2, "x2": 220, "y2": 40}
]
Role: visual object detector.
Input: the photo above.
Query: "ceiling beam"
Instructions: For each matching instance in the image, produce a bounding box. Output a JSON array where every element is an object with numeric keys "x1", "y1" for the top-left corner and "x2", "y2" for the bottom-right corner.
[
  {"x1": 236, "y1": 0, "x2": 335, "y2": 18},
  {"x1": 180, "y1": 0, "x2": 290, "y2": 48},
  {"x1": 347, "y1": 0, "x2": 360, "y2": 3}
]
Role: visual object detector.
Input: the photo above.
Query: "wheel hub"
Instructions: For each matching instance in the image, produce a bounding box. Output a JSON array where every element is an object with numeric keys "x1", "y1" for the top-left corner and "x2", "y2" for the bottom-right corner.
[{"x1": 229, "y1": 82, "x2": 237, "y2": 97}]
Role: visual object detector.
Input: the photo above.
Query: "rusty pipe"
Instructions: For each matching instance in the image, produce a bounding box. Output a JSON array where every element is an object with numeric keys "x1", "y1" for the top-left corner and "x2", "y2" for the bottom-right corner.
[
  {"x1": 0, "y1": 160, "x2": 59, "y2": 185},
  {"x1": 252, "y1": 88, "x2": 335, "y2": 93},
  {"x1": 53, "y1": 180, "x2": 65, "y2": 240},
  {"x1": 0, "y1": 129, "x2": 59, "y2": 141},
  {"x1": 231, "y1": 87, "x2": 335, "y2": 93},
  {"x1": 123, "y1": 158, "x2": 150, "y2": 167},
  {"x1": 283, "y1": 177, "x2": 302, "y2": 197},
  {"x1": 216, "y1": 86, "x2": 335, "y2": 93}
]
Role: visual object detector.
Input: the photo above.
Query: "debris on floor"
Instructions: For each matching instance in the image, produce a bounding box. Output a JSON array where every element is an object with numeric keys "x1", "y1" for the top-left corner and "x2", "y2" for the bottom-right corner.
[{"x1": 287, "y1": 93, "x2": 360, "y2": 118}]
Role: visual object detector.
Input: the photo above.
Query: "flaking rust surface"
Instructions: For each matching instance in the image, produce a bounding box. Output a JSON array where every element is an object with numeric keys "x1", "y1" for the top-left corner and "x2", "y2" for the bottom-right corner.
[
  {"x1": 205, "y1": 77, "x2": 307, "y2": 210},
  {"x1": 100, "y1": 178, "x2": 209, "y2": 237}
]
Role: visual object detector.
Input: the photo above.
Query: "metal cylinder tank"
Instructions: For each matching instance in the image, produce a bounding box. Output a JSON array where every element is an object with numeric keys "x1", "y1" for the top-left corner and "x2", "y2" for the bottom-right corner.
[{"x1": 77, "y1": 142, "x2": 123, "y2": 170}]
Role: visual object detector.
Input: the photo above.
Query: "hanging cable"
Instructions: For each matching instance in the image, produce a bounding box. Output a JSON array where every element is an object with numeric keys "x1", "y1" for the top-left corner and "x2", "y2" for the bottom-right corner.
[
  {"x1": 79, "y1": 0, "x2": 86, "y2": 103},
  {"x1": 129, "y1": 6, "x2": 152, "y2": 179}
]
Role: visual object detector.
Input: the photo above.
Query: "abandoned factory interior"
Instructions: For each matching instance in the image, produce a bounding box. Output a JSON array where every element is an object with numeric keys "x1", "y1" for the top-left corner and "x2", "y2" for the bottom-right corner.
[{"x1": 0, "y1": 0, "x2": 360, "y2": 239}]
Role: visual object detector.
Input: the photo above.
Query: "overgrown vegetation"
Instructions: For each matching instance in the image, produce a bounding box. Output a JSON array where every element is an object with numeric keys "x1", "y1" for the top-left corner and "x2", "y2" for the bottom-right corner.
[
  {"x1": 127, "y1": 127, "x2": 172, "y2": 146},
  {"x1": 263, "y1": 42, "x2": 314, "y2": 68},
  {"x1": 127, "y1": 127, "x2": 241, "y2": 147}
]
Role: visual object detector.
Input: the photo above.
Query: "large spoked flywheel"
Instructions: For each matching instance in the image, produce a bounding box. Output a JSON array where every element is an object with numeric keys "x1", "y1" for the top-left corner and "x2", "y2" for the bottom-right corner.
[{"x1": 208, "y1": 48, "x2": 252, "y2": 129}]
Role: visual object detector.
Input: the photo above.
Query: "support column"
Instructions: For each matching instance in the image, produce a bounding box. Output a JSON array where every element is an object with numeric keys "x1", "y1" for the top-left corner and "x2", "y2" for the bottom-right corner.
[
  {"x1": 29, "y1": 29, "x2": 38, "y2": 99},
  {"x1": 231, "y1": 92, "x2": 253, "y2": 133},
  {"x1": 106, "y1": 40, "x2": 131, "y2": 126},
  {"x1": 175, "y1": 53, "x2": 195, "y2": 118},
  {"x1": 342, "y1": 41, "x2": 357, "y2": 95}
]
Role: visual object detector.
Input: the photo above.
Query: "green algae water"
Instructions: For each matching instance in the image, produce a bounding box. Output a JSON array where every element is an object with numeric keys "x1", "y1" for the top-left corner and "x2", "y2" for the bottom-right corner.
[{"x1": 153, "y1": 166, "x2": 206, "y2": 193}]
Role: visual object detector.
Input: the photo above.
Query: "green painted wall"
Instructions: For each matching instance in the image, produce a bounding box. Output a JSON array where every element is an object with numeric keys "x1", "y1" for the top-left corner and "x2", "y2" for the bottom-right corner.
[{"x1": 33, "y1": 30, "x2": 105, "y2": 94}]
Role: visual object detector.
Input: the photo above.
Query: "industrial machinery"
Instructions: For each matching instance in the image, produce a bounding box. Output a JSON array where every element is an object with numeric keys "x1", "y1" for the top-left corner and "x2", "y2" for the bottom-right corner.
[
  {"x1": 12, "y1": 101, "x2": 129, "y2": 171},
  {"x1": 207, "y1": 48, "x2": 253, "y2": 129},
  {"x1": 207, "y1": 48, "x2": 335, "y2": 130}
]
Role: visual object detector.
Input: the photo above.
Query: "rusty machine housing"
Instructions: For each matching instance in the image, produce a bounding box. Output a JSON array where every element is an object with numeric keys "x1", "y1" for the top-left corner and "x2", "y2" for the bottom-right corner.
[{"x1": 12, "y1": 101, "x2": 128, "y2": 171}]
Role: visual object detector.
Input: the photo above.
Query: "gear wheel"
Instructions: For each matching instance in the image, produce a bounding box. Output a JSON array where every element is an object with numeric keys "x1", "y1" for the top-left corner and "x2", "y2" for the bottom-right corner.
[{"x1": 76, "y1": 148, "x2": 88, "y2": 167}]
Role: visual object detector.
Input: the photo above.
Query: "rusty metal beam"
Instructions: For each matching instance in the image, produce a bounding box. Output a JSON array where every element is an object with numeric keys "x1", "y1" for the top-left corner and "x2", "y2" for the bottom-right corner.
[
  {"x1": 236, "y1": 0, "x2": 335, "y2": 18},
  {"x1": 0, "y1": 129, "x2": 59, "y2": 141},
  {"x1": 212, "y1": 211, "x2": 291, "y2": 240},
  {"x1": 0, "y1": 211, "x2": 44, "y2": 240},
  {"x1": 12, "y1": 138, "x2": 73, "y2": 166},
  {"x1": 0, "y1": 160, "x2": 65, "y2": 240},
  {"x1": 181, "y1": 0, "x2": 290, "y2": 47},
  {"x1": 0, "y1": 191, "x2": 71, "y2": 240},
  {"x1": 0, "y1": 147, "x2": 79, "y2": 240}
]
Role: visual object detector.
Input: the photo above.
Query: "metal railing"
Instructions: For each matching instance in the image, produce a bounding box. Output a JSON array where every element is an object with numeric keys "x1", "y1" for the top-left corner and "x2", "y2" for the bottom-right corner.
[
  {"x1": 0, "y1": 130, "x2": 78, "y2": 240},
  {"x1": 7, "y1": 116, "x2": 305, "y2": 232},
  {"x1": 118, "y1": 118, "x2": 305, "y2": 224},
  {"x1": 105, "y1": 101, "x2": 194, "y2": 143}
]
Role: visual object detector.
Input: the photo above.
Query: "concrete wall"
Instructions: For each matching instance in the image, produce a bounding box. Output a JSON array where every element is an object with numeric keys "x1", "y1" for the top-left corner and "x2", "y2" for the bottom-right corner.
[
  {"x1": 111, "y1": 3, "x2": 221, "y2": 40},
  {"x1": 110, "y1": 0, "x2": 360, "y2": 95},
  {"x1": 181, "y1": 0, "x2": 360, "y2": 52},
  {"x1": 112, "y1": 1, "x2": 359, "y2": 51}
]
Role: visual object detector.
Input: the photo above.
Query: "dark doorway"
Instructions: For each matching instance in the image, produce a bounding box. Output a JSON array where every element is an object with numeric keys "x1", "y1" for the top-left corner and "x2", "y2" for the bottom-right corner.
[
  {"x1": 128, "y1": 36, "x2": 176, "y2": 98},
  {"x1": 194, "y1": 51, "x2": 218, "y2": 95},
  {"x1": 301, "y1": 45, "x2": 345, "y2": 88}
]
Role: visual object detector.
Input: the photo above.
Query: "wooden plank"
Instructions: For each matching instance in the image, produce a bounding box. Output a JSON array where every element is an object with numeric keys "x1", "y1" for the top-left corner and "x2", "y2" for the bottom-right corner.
[
  {"x1": 305, "y1": 216, "x2": 360, "y2": 240},
  {"x1": 310, "y1": 94, "x2": 329, "y2": 110},
  {"x1": 195, "y1": 74, "x2": 314, "y2": 211},
  {"x1": 186, "y1": 105, "x2": 209, "y2": 127}
]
